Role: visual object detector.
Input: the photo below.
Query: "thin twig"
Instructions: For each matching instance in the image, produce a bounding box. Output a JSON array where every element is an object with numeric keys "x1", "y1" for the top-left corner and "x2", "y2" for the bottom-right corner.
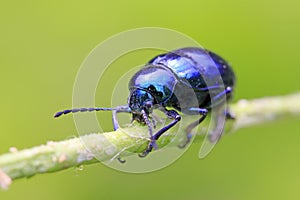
[{"x1": 0, "y1": 92, "x2": 299, "y2": 189}]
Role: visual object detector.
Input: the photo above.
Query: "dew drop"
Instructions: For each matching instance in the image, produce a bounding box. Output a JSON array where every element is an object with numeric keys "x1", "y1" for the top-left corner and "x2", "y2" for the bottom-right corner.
[{"x1": 76, "y1": 165, "x2": 84, "y2": 171}]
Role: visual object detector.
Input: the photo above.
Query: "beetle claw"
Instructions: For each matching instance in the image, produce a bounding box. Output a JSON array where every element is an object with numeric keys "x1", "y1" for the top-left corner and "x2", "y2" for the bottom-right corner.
[
  {"x1": 138, "y1": 140, "x2": 156, "y2": 158},
  {"x1": 178, "y1": 133, "x2": 192, "y2": 148},
  {"x1": 117, "y1": 157, "x2": 126, "y2": 163}
]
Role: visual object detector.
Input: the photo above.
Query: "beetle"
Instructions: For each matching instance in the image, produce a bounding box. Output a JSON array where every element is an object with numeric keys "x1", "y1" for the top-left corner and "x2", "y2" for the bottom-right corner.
[{"x1": 55, "y1": 47, "x2": 236, "y2": 157}]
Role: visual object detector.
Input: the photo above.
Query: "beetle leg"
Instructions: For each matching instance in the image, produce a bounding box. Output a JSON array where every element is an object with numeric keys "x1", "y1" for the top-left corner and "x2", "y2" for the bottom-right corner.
[
  {"x1": 178, "y1": 108, "x2": 208, "y2": 148},
  {"x1": 117, "y1": 157, "x2": 126, "y2": 163},
  {"x1": 112, "y1": 106, "x2": 131, "y2": 131},
  {"x1": 111, "y1": 106, "x2": 131, "y2": 164},
  {"x1": 148, "y1": 115, "x2": 157, "y2": 129},
  {"x1": 138, "y1": 140, "x2": 156, "y2": 158},
  {"x1": 153, "y1": 110, "x2": 181, "y2": 140},
  {"x1": 138, "y1": 110, "x2": 155, "y2": 157},
  {"x1": 211, "y1": 86, "x2": 235, "y2": 121},
  {"x1": 225, "y1": 109, "x2": 235, "y2": 120},
  {"x1": 208, "y1": 106, "x2": 235, "y2": 143},
  {"x1": 151, "y1": 112, "x2": 165, "y2": 124},
  {"x1": 211, "y1": 86, "x2": 232, "y2": 103},
  {"x1": 139, "y1": 110, "x2": 181, "y2": 158},
  {"x1": 208, "y1": 87, "x2": 235, "y2": 142},
  {"x1": 204, "y1": 86, "x2": 233, "y2": 108}
]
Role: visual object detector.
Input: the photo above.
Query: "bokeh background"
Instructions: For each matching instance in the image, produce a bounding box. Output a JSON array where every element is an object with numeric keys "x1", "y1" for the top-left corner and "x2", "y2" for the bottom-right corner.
[{"x1": 1, "y1": 0, "x2": 300, "y2": 199}]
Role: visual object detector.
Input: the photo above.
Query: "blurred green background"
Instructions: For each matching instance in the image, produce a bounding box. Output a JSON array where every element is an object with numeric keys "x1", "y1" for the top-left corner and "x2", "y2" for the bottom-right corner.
[{"x1": 1, "y1": 0, "x2": 300, "y2": 199}]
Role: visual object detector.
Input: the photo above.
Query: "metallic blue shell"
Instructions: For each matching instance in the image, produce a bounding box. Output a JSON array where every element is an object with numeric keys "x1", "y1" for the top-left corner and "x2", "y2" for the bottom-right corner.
[
  {"x1": 129, "y1": 66, "x2": 177, "y2": 103},
  {"x1": 149, "y1": 47, "x2": 235, "y2": 90},
  {"x1": 129, "y1": 47, "x2": 236, "y2": 111}
]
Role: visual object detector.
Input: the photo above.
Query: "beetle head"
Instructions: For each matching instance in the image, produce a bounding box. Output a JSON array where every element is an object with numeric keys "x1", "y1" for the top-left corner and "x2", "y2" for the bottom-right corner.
[{"x1": 129, "y1": 89, "x2": 155, "y2": 122}]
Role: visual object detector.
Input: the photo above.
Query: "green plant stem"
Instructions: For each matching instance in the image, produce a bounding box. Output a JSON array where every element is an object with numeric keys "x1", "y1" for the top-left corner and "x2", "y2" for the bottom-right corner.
[{"x1": 0, "y1": 92, "x2": 300, "y2": 189}]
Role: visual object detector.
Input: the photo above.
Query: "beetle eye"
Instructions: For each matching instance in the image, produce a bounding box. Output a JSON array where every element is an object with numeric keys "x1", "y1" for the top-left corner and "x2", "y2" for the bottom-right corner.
[{"x1": 145, "y1": 101, "x2": 153, "y2": 108}]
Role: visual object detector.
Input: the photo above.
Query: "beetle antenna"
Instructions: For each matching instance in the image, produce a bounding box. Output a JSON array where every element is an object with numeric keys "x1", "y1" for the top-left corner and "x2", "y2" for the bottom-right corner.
[{"x1": 54, "y1": 107, "x2": 114, "y2": 118}]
